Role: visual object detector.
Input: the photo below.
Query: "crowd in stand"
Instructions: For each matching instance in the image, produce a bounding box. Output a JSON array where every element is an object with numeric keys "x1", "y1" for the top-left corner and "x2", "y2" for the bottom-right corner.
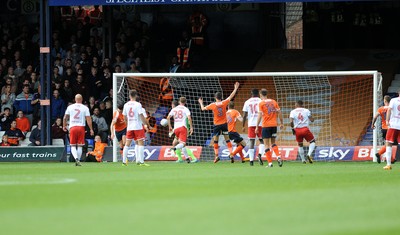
[{"x1": 0, "y1": 6, "x2": 208, "y2": 147}]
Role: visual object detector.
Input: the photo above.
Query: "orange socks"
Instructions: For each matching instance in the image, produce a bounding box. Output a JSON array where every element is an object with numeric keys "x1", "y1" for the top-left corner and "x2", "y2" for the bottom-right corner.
[
  {"x1": 271, "y1": 144, "x2": 280, "y2": 158},
  {"x1": 264, "y1": 149, "x2": 272, "y2": 163},
  {"x1": 378, "y1": 146, "x2": 386, "y2": 156},
  {"x1": 213, "y1": 143, "x2": 219, "y2": 156},
  {"x1": 226, "y1": 141, "x2": 233, "y2": 153},
  {"x1": 231, "y1": 145, "x2": 245, "y2": 160}
]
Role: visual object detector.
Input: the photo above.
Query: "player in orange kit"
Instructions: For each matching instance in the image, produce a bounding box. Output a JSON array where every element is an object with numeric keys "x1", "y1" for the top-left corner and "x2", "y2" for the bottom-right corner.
[
  {"x1": 255, "y1": 89, "x2": 284, "y2": 168},
  {"x1": 198, "y1": 82, "x2": 239, "y2": 163},
  {"x1": 227, "y1": 101, "x2": 246, "y2": 163}
]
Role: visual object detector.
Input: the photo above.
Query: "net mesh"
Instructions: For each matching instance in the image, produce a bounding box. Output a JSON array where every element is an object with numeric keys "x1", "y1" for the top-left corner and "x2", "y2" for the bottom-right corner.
[{"x1": 114, "y1": 73, "x2": 378, "y2": 160}]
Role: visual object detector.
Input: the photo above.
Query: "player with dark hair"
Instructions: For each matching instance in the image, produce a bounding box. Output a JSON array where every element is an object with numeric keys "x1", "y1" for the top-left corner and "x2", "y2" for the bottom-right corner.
[
  {"x1": 198, "y1": 82, "x2": 240, "y2": 163},
  {"x1": 110, "y1": 103, "x2": 127, "y2": 159},
  {"x1": 242, "y1": 88, "x2": 265, "y2": 166},
  {"x1": 289, "y1": 100, "x2": 315, "y2": 163},
  {"x1": 255, "y1": 89, "x2": 284, "y2": 167},
  {"x1": 227, "y1": 101, "x2": 246, "y2": 163},
  {"x1": 371, "y1": 95, "x2": 395, "y2": 164}
]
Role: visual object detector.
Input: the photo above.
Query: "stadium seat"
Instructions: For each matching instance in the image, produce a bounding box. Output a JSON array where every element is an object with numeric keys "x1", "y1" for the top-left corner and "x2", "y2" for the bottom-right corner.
[
  {"x1": 394, "y1": 74, "x2": 400, "y2": 81},
  {"x1": 19, "y1": 138, "x2": 31, "y2": 146},
  {"x1": 31, "y1": 125, "x2": 37, "y2": 131},
  {"x1": 390, "y1": 80, "x2": 400, "y2": 86},
  {"x1": 387, "y1": 86, "x2": 399, "y2": 93},
  {"x1": 0, "y1": 131, "x2": 5, "y2": 137},
  {"x1": 53, "y1": 139, "x2": 65, "y2": 146},
  {"x1": 25, "y1": 132, "x2": 31, "y2": 138},
  {"x1": 86, "y1": 139, "x2": 94, "y2": 151}
]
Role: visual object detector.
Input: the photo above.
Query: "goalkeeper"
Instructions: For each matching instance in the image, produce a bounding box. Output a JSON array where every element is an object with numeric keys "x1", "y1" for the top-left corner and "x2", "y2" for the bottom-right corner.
[{"x1": 170, "y1": 100, "x2": 198, "y2": 163}]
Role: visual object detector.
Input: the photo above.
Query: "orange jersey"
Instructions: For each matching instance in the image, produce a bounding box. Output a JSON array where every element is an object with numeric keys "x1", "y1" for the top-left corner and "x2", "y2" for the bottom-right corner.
[
  {"x1": 378, "y1": 106, "x2": 389, "y2": 130},
  {"x1": 205, "y1": 99, "x2": 230, "y2": 125},
  {"x1": 227, "y1": 109, "x2": 241, "y2": 132},
  {"x1": 113, "y1": 110, "x2": 127, "y2": 132},
  {"x1": 16, "y1": 117, "x2": 30, "y2": 133},
  {"x1": 259, "y1": 99, "x2": 280, "y2": 127}
]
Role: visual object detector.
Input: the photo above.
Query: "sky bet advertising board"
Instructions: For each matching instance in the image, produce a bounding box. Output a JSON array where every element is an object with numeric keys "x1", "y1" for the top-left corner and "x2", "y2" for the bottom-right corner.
[{"x1": 123, "y1": 145, "x2": 394, "y2": 162}]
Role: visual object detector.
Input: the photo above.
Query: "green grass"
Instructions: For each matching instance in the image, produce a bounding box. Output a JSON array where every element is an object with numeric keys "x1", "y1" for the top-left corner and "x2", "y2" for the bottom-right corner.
[{"x1": 0, "y1": 161, "x2": 399, "y2": 235}]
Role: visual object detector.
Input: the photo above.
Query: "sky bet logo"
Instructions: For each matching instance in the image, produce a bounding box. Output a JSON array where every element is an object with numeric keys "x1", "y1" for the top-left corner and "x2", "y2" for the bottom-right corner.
[{"x1": 315, "y1": 147, "x2": 353, "y2": 161}]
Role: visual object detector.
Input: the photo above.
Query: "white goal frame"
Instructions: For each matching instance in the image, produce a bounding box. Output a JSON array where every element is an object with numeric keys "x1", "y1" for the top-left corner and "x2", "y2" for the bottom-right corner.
[{"x1": 113, "y1": 71, "x2": 381, "y2": 163}]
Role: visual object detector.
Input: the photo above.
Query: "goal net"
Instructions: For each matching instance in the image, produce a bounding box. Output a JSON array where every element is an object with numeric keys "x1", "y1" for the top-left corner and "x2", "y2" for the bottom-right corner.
[{"x1": 112, "y1": 71, "x2": 381, "y2": 162}]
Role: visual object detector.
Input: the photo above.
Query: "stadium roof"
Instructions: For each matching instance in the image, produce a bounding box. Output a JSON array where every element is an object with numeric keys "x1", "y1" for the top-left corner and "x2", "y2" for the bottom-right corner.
[{"x1": 48, "y1": 0, "x2": 379, "y2": 7}]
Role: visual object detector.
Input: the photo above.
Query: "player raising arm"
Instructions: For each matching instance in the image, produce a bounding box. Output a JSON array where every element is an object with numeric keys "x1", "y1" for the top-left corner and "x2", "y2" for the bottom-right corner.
[
  {"x1": 289, "y1": 100, "x2": 315, "y2": 164},
  {"x1": 198, "y1": 82, "x2": 239, "y2": 163},
  {"x1": 63, "y1": 94, "x2": 94, "y2": 166},
  {"x1": 122, "y1": 90, "x2": 152, "y2": 167},
  {"x1": 255, "y1": 89, "x2": 284, "y2": 168},
  {"x1": 242, "y1": 88, "x2": 265, "y2": 166}
]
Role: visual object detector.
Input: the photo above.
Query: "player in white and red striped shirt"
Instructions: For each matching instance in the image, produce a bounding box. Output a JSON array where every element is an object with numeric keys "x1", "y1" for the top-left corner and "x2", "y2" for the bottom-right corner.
[
  {"x1": 242, "y1": 88, "x2": 265, "y2": 166},
  {"x1": 63, "y1": 94, "x2": 94, "y2": 166},
  {"x1": 384, "y1": 90, "x2": 400, "y2": 170},
  {"x1": 168, "y1": 97, "x2": 193, "y2": 162},
  {"x1": 289, "y1": 100, "x2": 315, "y2": 164},
  {"x1": 122, "y1": 90, "x2": 151, "y2": 166}
]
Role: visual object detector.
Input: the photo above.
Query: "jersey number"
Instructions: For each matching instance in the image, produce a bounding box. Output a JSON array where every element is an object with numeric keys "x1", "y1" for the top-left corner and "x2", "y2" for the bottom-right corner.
[
  {"x1": 128, "y1": 108, "x2": 135, "y2": 117},
  {"x1": 297, "y1": 113, "x2": 304, "y2": 122},
  {"x1": 249, "y1": 104, "x2": 258, "y2": 114},
  {"x1": 174, "y1": 110, "x2": 183, "y2": 119},
  {"x1": 73, "y1": 109, "x2": 81, "y2": 119},
  {"x1": 217, "y1": 107, "x2": 223, "y2": 117}
]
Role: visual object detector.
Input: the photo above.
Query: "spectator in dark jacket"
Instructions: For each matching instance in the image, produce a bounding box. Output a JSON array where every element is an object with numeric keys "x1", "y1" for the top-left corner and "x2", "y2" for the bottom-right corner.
[
  {"x1": 51, "y1": 89, "x2": 66, "y2": 123},
  {"x1": 0, "y1": 107, "x2": 13, "y2": 131},
  {"x1": 29, "y1": 119, "x2": 42, "y2": 146}
]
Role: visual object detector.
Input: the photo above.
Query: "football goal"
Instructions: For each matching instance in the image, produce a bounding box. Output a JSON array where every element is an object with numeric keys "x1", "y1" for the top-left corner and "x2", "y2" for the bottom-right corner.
[{"x1": 112, "y1": 71, "x2": 382, "y2": 162}]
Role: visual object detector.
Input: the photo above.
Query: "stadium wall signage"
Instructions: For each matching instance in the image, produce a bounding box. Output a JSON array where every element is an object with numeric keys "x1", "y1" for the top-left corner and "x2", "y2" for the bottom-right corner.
[{"x1": 0, "y1": 147, "x2": 64, "y2": 162}]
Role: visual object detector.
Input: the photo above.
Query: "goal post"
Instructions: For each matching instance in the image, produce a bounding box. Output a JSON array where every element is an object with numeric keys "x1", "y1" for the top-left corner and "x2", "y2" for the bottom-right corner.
[{"x1": 112, "y1": 71, "x2": 381, "y2": 162}]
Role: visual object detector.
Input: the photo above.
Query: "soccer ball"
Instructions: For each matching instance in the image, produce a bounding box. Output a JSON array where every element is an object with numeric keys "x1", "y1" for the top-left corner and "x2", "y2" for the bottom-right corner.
[{"x1": 160, "y1": 118, "x2": 168, "y2": 127}]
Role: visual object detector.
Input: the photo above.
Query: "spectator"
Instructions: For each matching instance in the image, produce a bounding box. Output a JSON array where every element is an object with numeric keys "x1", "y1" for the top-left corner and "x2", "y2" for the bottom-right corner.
[
  {"x1": 88, "y1": 96, "x2": 97, "y2": 115},
  {"x1": 0, "y1": 134, "x2": 10, "y2": 146},
  {"x1": 1, "y1": 84, "x2": 16, "y2": 114},
  {"x1": 101, "y1": 67, "x2": 112, "y2": 99},
  {"x1": 5, "y1": 120, "x2": 25, "y2": 146},
  {"x1": 72, "y1": 74, "x2": 88, "y2": 101},
  {"x1": 51, "y1": 89, "x2": 66, "y2": 123},
  {"x1": 87, "y1": 66, "x2": 102, "y2": 100},
  {"x1": 85, "y1": 134, "x2": 107, "y2": 162},
  {"x1": 60, "y1": 79, "x2": 74, "y2": 104},
  {"x1": 92, "y1": 107, "x2": 108, "y2": 142},
  {"x1": 29, "y1": 119, "x2": 42, "y2": 146},
  {"x1": 15, "y1": 84, "x2": 34, "y2": 125},
  {"x1": 52, "y1": 117, "x2": 66, "y2": 140},
  {"x1": 126, "y1": 61, "x2": 140, "y2": 73},
  {"x1": 103, "y1": 100, "x2": 113, "y2": 126},
  {"x1": 0, "y1": 107, "x2": 13, "y2": 131},
  {"x1": 15, "y1": 110, "x2": 30, "y2": 135},
  {"x1": 113, "y1": 54, "x2": 127, "y2": 72},
  {"x1": 31, "y1": 84, "x2": 41, "y2": 126},
  {"x1": 1, "y1": 77, "x2": 17, "y2": 94},
  {"x1": 30, "y1": 71, "x2": 40, "y2": 93}
]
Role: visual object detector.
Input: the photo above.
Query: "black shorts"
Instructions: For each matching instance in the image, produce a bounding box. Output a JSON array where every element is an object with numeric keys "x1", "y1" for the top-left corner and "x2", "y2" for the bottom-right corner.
[
  {"x1": 382, "y1": 129, "x2": 387, "y2": 139},
  {"x1": 229, "y1": 132, "x2": 243, "y2": 143},
  {"x1": 115, "y1": 128, "x2": 127, "y2": 142},
  {"x1": 262, "y1": 127, "x2": 277, "y2": 139},
  {"x1": 212, "y1": 123, "x2": 228, "y2": 137}
]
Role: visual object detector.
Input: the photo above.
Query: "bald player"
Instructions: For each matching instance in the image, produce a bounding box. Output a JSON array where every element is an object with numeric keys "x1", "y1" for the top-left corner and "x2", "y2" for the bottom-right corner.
[{"x1": 63, "y1": 94, "x2": 94, "y2": 166}]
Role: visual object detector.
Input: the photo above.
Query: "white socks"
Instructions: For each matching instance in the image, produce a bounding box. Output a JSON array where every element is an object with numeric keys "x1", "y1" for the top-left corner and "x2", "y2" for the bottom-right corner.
[
  {"x1": 386, "y1": 147, "x2": 392, "y2": 166},
  {"x1": 298, "y1": 147, "x2": 305, "y2": 162},
  {"x1": 249, "y1": 149, "x2": 255, "y2": 161},
  {"x1": 71, "y1": 146, "x2": 78, "y2": 161},
  {"x1": 308, "y1": 142, "x2": 316, "y2": 156}
]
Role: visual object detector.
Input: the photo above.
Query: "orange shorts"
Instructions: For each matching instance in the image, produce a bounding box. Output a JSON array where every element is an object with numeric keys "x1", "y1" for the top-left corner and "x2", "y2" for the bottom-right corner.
[{"x1": 69, "y1": 126, "x2": 85, "y2": 145}]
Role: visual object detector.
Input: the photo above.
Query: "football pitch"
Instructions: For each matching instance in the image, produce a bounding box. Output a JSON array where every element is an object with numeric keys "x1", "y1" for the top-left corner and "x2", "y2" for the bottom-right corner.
[{"x1": 0, "y1": 161, "x2": 399, "y2": 235}]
